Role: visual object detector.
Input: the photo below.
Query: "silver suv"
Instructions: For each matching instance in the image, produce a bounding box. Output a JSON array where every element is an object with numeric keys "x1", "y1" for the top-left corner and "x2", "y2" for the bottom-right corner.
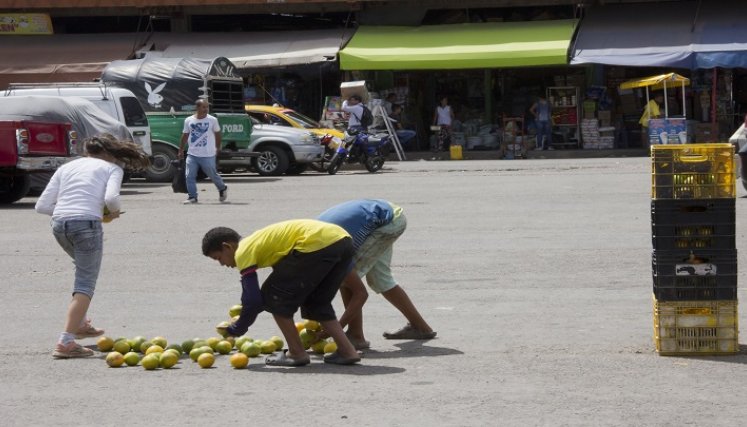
[{"x1": 246, "y1": 117, "x2": 323, "y2": 176}]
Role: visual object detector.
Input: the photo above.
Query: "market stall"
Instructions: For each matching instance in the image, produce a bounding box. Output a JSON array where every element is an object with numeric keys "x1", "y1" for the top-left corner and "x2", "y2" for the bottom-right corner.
[{"x1": 619, "y1": 73, "x2": 690, "y2": 145}]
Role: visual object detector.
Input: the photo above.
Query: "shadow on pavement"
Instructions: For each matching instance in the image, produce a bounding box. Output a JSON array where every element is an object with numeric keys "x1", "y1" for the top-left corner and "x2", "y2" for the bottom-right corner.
[
  {"x1": 361, "y1": 340, "x2": 463, "y2": 359},
  {"x1": 120, "y1": 190, "x2": 153, "y2": 196},
  {"x1": 220, "y1": 177, "x2": 281, "y2": 184},
  {"x1": 0, "y1": 201, "x2": 37, "y2": 210},
  {"x1": 247, "y1": 361, "x2": 405, "y2": 376}
]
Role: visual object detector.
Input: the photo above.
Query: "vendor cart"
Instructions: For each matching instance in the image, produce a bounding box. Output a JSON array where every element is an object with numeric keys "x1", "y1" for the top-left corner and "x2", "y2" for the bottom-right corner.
[{"x1": 619, "y1": 73, "x2": 690, "y2": 145}]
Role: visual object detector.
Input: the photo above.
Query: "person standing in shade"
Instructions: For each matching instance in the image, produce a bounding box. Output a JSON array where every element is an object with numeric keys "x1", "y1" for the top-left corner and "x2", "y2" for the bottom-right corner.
[
  {"x1": 432, "y1": 96, "x2": 454, "y2": 151},
  {"x1": 639, "y1": 93, "x2": 664, "y2": 147},
  {"x1": 530, "y1": 94, "x2": 553, "y2": 150},
  {"x1": 178, "y1": 99, "x2": 228, "y2": 204}
]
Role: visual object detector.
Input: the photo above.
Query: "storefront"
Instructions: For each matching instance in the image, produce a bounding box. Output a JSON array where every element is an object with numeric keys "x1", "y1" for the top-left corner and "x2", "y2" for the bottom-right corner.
[
  {"x1": 338, "y1": 19, "x2": 579, "y2": 153},
  {"x1": 571, "y1": 0, "x2": 747, "y2": 146}
]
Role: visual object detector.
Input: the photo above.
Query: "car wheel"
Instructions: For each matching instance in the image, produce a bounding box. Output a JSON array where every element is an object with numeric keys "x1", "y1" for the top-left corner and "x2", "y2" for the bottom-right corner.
[
  {"x1": 285, "y1": 164, "x2": 308, "y2": 175},
  {"x1": 144, "y1": 143, "x2": 178, "y2": 182},
  {"x1": 0, "y1": 174, "x2": 31, "y2": 204},
  {"x1": 253, "y1": 145, "x2": 289, "y2": 176}
]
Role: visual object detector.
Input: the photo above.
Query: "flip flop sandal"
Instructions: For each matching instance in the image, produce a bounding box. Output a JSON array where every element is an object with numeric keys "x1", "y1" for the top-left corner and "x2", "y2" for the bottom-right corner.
[
  {"x1": 382, "y1": 324, "x2": 438, "y2": 340},
  {"x1": 323, "y1": 351, "x2": 361, "y2": 365},
  {"x1": 265, "y1": 350, "x2": 310, "y2": 367}
]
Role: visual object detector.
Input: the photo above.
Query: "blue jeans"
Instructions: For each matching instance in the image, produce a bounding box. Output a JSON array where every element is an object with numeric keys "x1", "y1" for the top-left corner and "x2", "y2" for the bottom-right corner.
[
  {"x1": 51, "y1": 219, "x2": 103, "y2": 299},
  {"x1": 185, "y1": 154, "x2": 226, "y2": 200},
  {"x1": 395, "y1": 129, "x2": 416, "y2": 147},
  {"x1": 536, "y1": 121, "x2": 552, "y2": 149}
]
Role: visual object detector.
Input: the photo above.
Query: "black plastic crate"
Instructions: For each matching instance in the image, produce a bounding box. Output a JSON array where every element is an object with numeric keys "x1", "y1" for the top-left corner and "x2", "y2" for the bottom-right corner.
[
  {"x1": 652, "y1": 250, "x2": 738, "y2": 301},
  {"x1": 651, "y1": 199, "x2": 735, "y2": 250}
]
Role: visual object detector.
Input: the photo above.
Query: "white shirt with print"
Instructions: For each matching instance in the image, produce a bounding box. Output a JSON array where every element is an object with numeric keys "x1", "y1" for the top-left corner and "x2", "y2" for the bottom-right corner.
[{"x1": 183, "y1": 114, "x2": 220, "y2": 157}]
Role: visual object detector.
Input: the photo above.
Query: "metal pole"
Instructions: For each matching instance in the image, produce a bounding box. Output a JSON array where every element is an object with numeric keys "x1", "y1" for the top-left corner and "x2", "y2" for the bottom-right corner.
[
  {"x1": 663, "y1": 80, "x2": 669, "y2": 118},
  {"x1": 682, "y1": 81, "x2": 686, "y2": 118},
  {"x1": 711, "y1": 68, "x2": 718, "y2": 141}
]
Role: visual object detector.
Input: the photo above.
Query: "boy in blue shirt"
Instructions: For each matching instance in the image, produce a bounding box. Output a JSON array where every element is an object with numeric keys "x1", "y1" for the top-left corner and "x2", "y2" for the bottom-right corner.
[{"x1": 318, "y1": 199, "x2": 436, "y2": 350}]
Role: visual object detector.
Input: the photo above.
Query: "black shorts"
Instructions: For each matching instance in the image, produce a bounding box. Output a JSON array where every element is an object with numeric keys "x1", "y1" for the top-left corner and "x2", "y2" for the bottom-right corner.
[{"x1": 261, "y1": 237, "x2": 353, "y2": 321}]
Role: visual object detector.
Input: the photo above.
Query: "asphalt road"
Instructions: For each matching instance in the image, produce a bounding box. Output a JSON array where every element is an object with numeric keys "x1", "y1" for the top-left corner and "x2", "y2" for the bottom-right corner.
[{"x1": 3, "y1": 157, "x2": 747, "y2": 426}]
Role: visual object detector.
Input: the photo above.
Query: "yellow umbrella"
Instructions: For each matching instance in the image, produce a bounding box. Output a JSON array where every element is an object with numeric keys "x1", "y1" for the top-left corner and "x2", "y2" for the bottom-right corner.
[{"x1": 619, "y1": 73, "x2": 690, "y2": 118}]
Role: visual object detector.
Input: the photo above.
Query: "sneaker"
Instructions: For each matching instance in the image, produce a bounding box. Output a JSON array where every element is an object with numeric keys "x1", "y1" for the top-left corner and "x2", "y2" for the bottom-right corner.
[
  {"x1": 53, "y1": 341, "x2": 94, "y2": 359},
  {"x1": 74, "y1": 320, "x2": 104, "y2": 339},
  {"x1": 183, "y1": 198, "x2": 198, "y2": 204},
  {"x1": 219, "y1": 186, "x2": 228, "y2": 203}
]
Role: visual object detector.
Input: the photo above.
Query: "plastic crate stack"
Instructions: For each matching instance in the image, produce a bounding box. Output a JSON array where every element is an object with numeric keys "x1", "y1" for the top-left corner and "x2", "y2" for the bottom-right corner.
[{"x1": 651, "y1": 143, "x2": 738, "y2": 355}]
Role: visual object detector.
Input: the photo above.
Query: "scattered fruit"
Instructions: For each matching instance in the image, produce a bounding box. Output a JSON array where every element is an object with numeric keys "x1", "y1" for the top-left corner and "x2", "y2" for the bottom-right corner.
[
  {"x1": 259, "y1": 340, "x2": 277, "y2": 354},
  {"x1": 197, "y1": 352, "x2": 215, "y2": 368},
  {"x1": 97, "y1": 336, "x2": 115, "y2": 352},
  {"x1": 216, "y1": 340, "x2": 232, "y2": 355},
  {"x1": 299, "y1": 329, "x2": 315, "y2": 349},
  {"x1": 311, "y1": 340, "x2": 327, "y2": 355},
  {"x1": 295, "y1": 322, "x2": 306, "y2": 333},
  {"x1": 216, "y1": 321, "x2": 231, "y2": 338},
  {"x1": 228, "y1": 304, "x2": 243, "y2": 318},
  {"x1": 165, "y1": 344, "x2": 183, "y2": 355},
  {"x1": 139, "y1": 341, "x2": 154, "y2": 354},
  {"x1": 145, "y1": 345, "x2": 164, "y2": 356},
  {"x1": 159, "y1": 351, "x2": 178, "y2": 369},
  {"x1": 151, "y1": 336, "x2": 168, "y2": 348},
  {"x1": 206, "y1": 337, "x2": 221, "y2": 351},
  {"x1": 229, "y1": 353, "x2": 249, "y2": 369},
  {"x1": 181, "y1": 339, "x2": 196, "y2": 354},
  {"x1": 106, "y1": 351, "x2": 124, "y2": 367},
  {"x1": 323, "y1": 341, "x2": 338, "y2": 354},
  {"x1": 269, "y1": 336, "x2": 284, "y2": 351},
  {"x1": 141, "y1": 354, "x2": 159, "y2": 370},
  {"x1": 123, "y1": 352, "x2": 140, "y2": 366},
  {"x1": 112, "y1": 339, "x2": 131, "y2": 355},
  {"x1": 128, "y1": 336, "x2": 146, "y2": 353},
  {"x1": 304, "y1": 319, "x2": 321, "y2": 332},
  {"x1": 240, "y1": 342, "x2": 261, "y2": 357}
]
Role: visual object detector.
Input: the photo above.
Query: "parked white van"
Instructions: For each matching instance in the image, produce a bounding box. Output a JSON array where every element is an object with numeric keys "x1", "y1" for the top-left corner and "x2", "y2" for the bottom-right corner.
[{"x1": 4, "y1": 82, "x2": 152, "y2": 155}]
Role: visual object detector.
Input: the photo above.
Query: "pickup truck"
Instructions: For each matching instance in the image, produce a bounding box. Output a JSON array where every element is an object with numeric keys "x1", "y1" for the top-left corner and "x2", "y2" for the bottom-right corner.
[
  {"x1": 0, "y1": 118, "x2": 76, "y2": 203},
  {"x1": 102, "y1": 56, "x2": 255, "y2": 182}
]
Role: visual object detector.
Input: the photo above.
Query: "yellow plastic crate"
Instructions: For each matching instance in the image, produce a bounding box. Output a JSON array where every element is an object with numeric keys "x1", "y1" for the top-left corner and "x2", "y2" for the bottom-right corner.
[
  {"x1": 653, "y1": 296, "x2": 738, "y2": 356},
  {"x1": 651, "y1": 143, "x2": 735, "y2": 199}
]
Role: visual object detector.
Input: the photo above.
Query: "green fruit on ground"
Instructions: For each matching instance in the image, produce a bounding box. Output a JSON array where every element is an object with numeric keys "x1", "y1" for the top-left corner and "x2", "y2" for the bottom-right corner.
[
  {"x1": 123, "y1": 352, "x2": 140, "y2": 366},
  {"x1": 145, "y1": 345, "x2": 164, "y2": 356},
  {"x1": 139, "y1": 341, "x2": 154, "y2": 354},
  {"x1": 240, "y1": 342, "x2": 261, "y2": 357},
  {"x1": 230, "y1": 353, "x2": 249, "y2": 369},
  {"x1": 189, "y1": 347, "x2": 205, "y2": 362},
  {"x1": 206, "y1": 337, "x2": 221, "y2": 351},
  {"x1": 159, "y1": 351, "x2": 178, "y2": 369},
  {"x1": 299, "y1": 329, "x2": 314, "y2": 349},
  {"x1": 97, "y1": 336, "x2": 115, "y2": 352},
  {"x1": 216, "y1": 321, "x2": 231, "y2": 338},
  {"x1": 269, "y1": 336, "x2": 284, "y2": 351},
  {"x1": 224, "y1": 336, "x2": 235, "y2": 348},
  {"x1": 199, "y1": 346, "x2": 214, "y2": 355},
  {"x1": 259, "y1": 340, "x2": 277, "y2": 354},
  {"x1": 228, "y1": 304, "x2": 243, "y2": 318},
  {"x1": 165, "y1": 344, "x2": 183, "y2": 355},
  {"x1": 128, "y1": 336, "x2": 146, "y2": 352},
  {"x1": 311, "y1": 340, "x2": 327, "y2": 355},
  {"x1": 151, "y1": 336, "x2": 168, "y2": 348},
  {"x1": 323, "y1": 341, "x2": 338, "y2": 354},
  {"x1": 235, "y1": 336, "x2": 251, "y2": 350},
  {"x1": 181, "y1": 339, "x2": 195, "y2": 354},
  {"x1": 112, "y1": 339, "x2": 131, "y2": 354},
  {"x1": 106, "y1": 351, "x2": 124, "y2": 367},
  {"x1": 141, "y1": 354, "x2": 159, "y2": 370},
  {"x1": 295, "y1": 322, "x2": 306, "y2": 333},
  {"x1": 164, "y1": 349, "x2": 181, "y2": 359},
  {"x1": 216, "y1": 341, "x2": 232, "y2": 355},
  {"x1": 192, "y1": 340, "x2": 208, "y2": 350},
  {"x1": 197, "y1": 352, "x2": 215, "y2": 368}
]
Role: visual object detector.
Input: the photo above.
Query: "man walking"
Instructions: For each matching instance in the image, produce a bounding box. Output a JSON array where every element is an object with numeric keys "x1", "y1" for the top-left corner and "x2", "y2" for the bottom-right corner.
[{"x1": 178, "y1": 99, "x2": 228, "y2": 204}]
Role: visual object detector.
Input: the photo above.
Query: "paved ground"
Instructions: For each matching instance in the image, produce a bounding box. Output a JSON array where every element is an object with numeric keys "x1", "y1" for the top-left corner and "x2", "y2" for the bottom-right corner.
[{"x1": 2, "y1": 157, "x2": 747, "y2": 426}]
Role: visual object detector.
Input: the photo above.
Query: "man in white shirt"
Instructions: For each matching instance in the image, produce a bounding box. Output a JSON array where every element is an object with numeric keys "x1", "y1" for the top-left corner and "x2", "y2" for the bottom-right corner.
[
  {"x1": 178, "y1": 99, "x2": 228, "y2": 204},
  {"x1": 341, "y1": 95, "x2": 365, "y2": 131}
]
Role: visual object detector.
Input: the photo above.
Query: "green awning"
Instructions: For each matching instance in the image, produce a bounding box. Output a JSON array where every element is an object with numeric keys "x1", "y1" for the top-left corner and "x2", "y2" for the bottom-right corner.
[{"x1": 340, "y1": 20, "x2": 577, "y2": 70}]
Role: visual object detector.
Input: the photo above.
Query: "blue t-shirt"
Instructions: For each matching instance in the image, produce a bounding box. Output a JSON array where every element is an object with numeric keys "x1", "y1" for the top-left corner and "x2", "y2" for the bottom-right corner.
[{"x1": 318, "y1": 199, "x2": 394, "y2": 249}]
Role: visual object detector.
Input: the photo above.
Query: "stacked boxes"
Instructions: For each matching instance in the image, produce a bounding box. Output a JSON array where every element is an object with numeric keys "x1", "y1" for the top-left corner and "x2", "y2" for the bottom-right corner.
[
  {"x1": 581, "y1": 118, "x2": 614, "y2": 149},
  {"x1": 651, "y1": 143, "x2": 738, "y2": 355}
]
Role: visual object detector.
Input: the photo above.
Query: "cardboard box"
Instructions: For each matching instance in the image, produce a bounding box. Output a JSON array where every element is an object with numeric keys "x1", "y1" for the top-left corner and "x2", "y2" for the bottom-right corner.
[
  {"x1": 340, "y1": 80, "x2": 370, "y2": 103},
  {"x1": 598, "y1": 110, "x2": 611, "y2": 126}
]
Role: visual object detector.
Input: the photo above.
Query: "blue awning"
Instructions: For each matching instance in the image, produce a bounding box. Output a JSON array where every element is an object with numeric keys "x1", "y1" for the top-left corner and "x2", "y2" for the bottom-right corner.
[{"x1": 571, "y1": 2, "x2": 747, "y2": 69}]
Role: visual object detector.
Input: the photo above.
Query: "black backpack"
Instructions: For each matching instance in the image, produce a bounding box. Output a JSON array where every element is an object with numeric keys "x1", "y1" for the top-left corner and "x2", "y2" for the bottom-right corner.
[{"x1": 356, "y1": 106, "x2": 373, "y2": 128}]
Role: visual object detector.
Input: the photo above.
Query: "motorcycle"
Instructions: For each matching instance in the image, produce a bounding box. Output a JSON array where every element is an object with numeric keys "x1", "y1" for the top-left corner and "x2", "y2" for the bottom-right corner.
[
  {"x1": 326, "y1": 129, "x2": 390, "y2": 175},
  {"x1": 309, "y1": 133, "x2": 340, "y2": 173}
]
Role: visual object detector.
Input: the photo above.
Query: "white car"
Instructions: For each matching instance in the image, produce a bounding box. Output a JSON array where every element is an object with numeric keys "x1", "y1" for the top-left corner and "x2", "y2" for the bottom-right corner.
[{"x1": 246, "y1": 117, "x2": 323, "y2": 176}]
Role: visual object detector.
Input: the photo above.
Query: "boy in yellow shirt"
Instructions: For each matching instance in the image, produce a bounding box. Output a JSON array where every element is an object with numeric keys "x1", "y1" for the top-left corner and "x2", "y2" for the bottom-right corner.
[{"x1": 202, "y1": 220, "x2": 360, "y2": 366}]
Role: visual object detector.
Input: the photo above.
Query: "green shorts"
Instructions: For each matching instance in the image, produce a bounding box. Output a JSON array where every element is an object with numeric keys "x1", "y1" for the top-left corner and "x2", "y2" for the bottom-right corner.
[{"x1": 353, "y1": 213, "x2": 406, "y2": 293}]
